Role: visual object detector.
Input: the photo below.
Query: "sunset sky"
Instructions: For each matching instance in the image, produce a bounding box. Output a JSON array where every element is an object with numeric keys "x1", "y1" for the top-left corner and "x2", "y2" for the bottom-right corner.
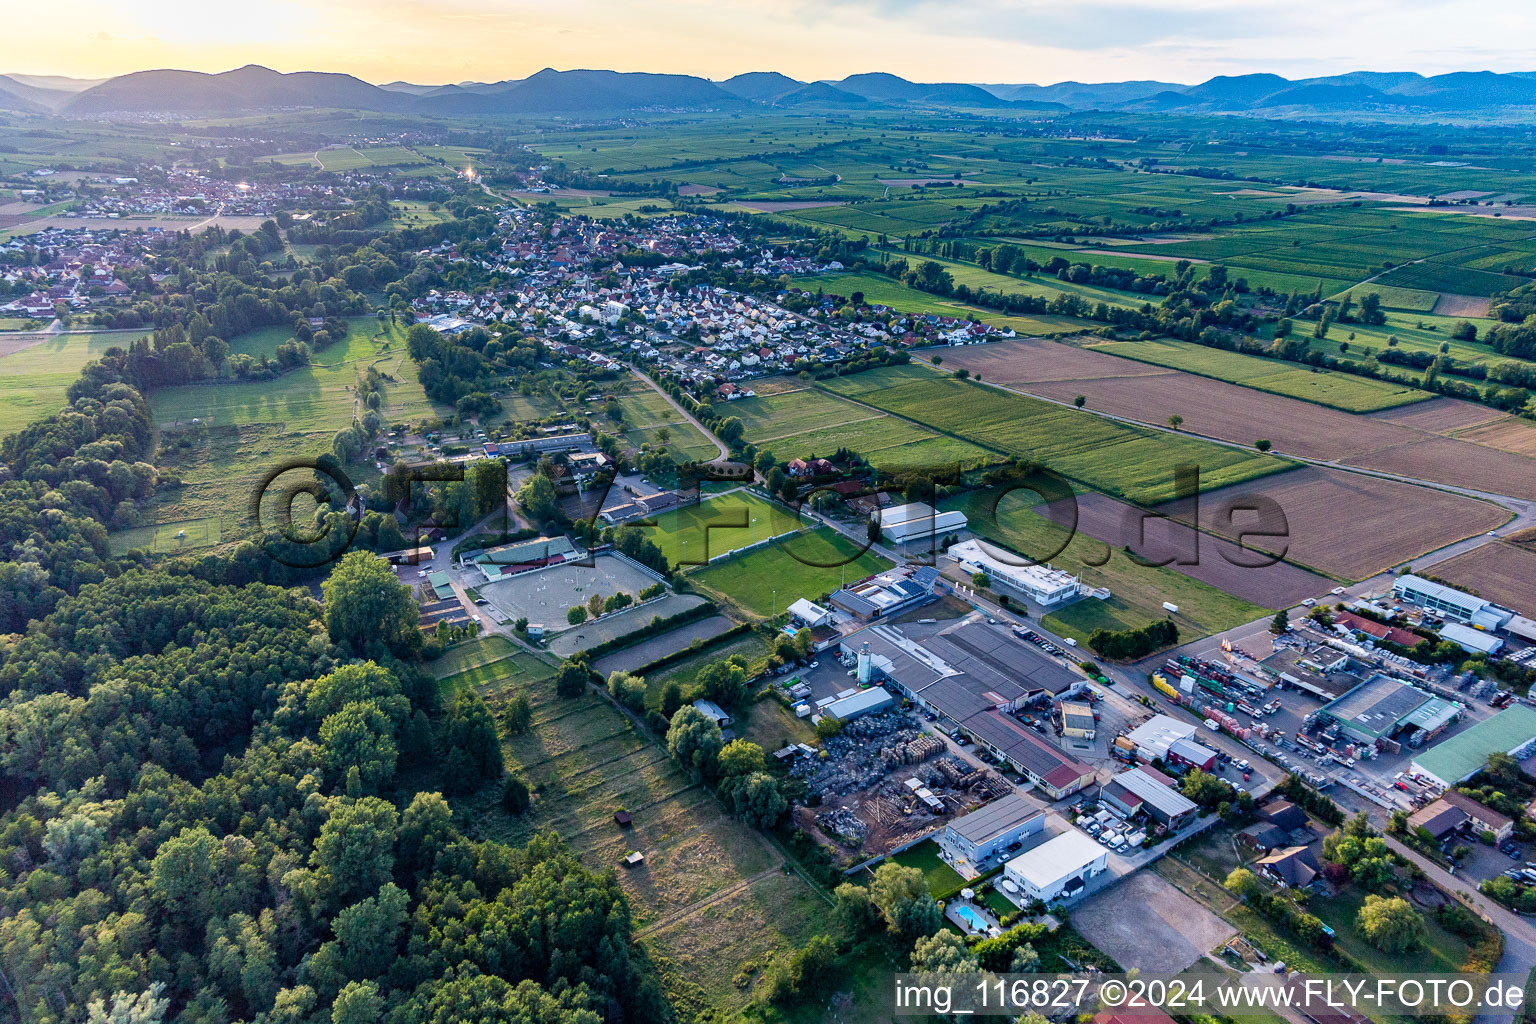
[{"x1": 11, "y1": 0, "x2": 1536, "y2": 86}]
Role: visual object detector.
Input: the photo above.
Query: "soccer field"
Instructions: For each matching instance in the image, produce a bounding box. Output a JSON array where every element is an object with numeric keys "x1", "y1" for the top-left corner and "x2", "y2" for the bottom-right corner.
[{"x1": 646, "y1": 490, "x2": 808, "y2": 567}]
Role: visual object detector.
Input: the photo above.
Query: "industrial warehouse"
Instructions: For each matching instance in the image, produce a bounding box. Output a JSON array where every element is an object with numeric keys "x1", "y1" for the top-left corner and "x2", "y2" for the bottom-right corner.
[
  {"x1": 936, "y1": 792, "x2": 1046, "y2": 878},
  {"x1": 1411, "y1": 705, "x2": 1536, "y2": 787},
  {"x1": 875, "y1": 501, "x2": 968, "y2": 544},
  {"x1": 1312, "y1": 673, "x2": 1459, "y2": 747},
  {"x1": 839, "y1": 621, "x2": 1098, "y2": 798},
  {"x1": 945, "y1": 538, "x2": 1093, "y2": 608}
]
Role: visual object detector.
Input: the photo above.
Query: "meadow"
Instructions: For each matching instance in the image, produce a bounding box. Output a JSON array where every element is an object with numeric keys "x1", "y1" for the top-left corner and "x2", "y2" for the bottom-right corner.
[
  {"x1": 432, "y1": 638, "x2": 830, "y2": 1016},
  {"x1": 125, "y1": 318, "x2": 449, "y2": 544},
  {"x1": 820, "y1": 364, "x2": 1291, "y2": 506},
  {"x1": 690, "y1": 526, "x2": 893, "y2": 618},
  {"x1": 0, "y1": 328, "x2": 148, "y2": 433}
]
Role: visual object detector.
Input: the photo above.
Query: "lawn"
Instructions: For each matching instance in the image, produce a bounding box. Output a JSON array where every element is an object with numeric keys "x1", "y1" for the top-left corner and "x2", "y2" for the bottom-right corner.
[
  {"x1": 646, "y1": 490, "x2": 808, "y2": 567},
  {"x1": 890, "y1": 839, "x2": 966, "y2": 897},
  {"x1": 823, "y1": 365, "x2": 1291, "y2": 506},
  {"x1": 1088, "y1": 337, "x2": 1433, "y2": 412},
  {"x1": 691, "y1": 527, "x2": 894, "y2": 618},
  {"x1": 1308, "y1": 887, "x2": 1471, "y2": 975}
]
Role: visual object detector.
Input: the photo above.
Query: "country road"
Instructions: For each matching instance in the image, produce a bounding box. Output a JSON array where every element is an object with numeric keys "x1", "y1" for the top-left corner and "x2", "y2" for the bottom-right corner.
[{"x1": 630, "y1": 366, "x2": 731, "y2": 463}]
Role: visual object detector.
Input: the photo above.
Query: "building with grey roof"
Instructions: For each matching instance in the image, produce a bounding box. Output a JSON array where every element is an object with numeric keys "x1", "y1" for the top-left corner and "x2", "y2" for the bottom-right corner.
[{"x1": 937, "y1": 793, "x2": 1046, "y2": 877}]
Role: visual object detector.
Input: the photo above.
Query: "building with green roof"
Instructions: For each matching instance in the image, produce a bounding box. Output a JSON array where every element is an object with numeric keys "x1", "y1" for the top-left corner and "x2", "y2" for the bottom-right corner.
[{"x1": 1411, "y1": 705, "x2": 1536, "y2": 788}]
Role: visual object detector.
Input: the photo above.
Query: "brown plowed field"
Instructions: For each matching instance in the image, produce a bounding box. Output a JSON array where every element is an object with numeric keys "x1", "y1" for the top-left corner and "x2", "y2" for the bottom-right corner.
[
  {"x1": 1039, "y1": 491, "x2": 1330, "y2": 606},
  {"x1": 1426, "y1": 542, "x2": 1536, "y2": 614},
  {"x1": 941, "y1": 339, "x2": 1536, "y2": 500},
  {"x1": 1349, "y1": 438, "x2": 1536, "y2": 500},
  {"x1": 1457, "y1": 419, "x2": 1536, "y2": 458},
  {"x1": 1368, "y1": 397, "x2": 1504, "y2": 432},
  {"x1": 1154, "y1": 466, "x2": 1508, "y2": 581}
]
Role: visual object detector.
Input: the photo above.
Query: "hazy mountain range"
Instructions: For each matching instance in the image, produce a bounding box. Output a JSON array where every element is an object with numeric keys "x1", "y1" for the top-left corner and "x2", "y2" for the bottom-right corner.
[{"x1": 6, "y1": 64, "x2": 1536, "y2": 118}]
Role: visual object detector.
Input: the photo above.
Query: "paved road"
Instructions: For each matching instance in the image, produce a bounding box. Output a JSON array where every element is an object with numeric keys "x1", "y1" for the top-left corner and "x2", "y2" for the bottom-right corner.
[{"x1": 629, "y1": 366, "x2": 731, "y2": 464}]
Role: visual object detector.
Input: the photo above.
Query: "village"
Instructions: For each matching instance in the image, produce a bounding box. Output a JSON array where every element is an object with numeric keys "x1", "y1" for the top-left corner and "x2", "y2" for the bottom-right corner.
[{"x1": 404, "y1": 203, "x2": 1018, "y2": 388}]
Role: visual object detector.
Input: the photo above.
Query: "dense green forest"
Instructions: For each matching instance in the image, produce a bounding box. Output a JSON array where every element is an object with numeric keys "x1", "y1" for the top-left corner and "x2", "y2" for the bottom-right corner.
[{"x1": 0, "y1": 207, "x2": 672, "y2": 1022}]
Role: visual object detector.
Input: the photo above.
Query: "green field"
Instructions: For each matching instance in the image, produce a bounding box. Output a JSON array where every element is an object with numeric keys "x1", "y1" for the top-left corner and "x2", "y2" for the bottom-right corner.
[
  {"x1": 150, "y1": 318, "x2": 449, "y2": 431},
  {"x1": 606, "y1": 379, "x2": 720, "y2": 462},
  {"x1": 691, "y1": 527, "x2": 893, "y2": 618},
  {"x1": 647, "y1": 490, "x2": 809, "y2": 567},
  {"x1": 0, "y1": 329, "x2": 149, "y2": 433},
  {"x1": 1088, "y1": 337, "x2": 1434, "y2": 412},
  {"x1": 716, "y1": 385, "x2": 997, "y2": 471},
  {"x1": 943, "y1": 489, "x2": 1271, "y2": 643},
  {"x1": 822, "y1": 365, "x2": 1292, "y2": 505},
  {"x1": 132, "y1": 318, "x2": 446, "y2": 543},
  {"x1": 444, "y1": 646, "x2": 827, "y2": 1016},
  {"x1": 106, "y1": 516, "x2": 223, "y2": 555}
]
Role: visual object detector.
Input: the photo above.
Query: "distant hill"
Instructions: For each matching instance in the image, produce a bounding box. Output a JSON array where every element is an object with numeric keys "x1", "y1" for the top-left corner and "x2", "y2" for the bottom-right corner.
[
  {"x1": 0, "y1": 81, "x2": 45, "y2": 114},
  {"x1": 718, "y1": 71, "x2": 805, "y2": 102},
  {"x1": 718, "y1": 74, "x2": 874, "y2": 108},
  {"x1": 66, "y1": 64, "x2": 410, "y2": 114},
  {"x1": 420, "y1": 69, "x2": 748, "y2": 114},
  {"x1": 0, "y1": 74, "x2": 77, "y2": 110},
  {"x1": 982, "y1": 79, "x2": 1180, "y2": 106},
  {"x1": 28, "y1": 63, "x2": 1536, "y2": 119},
  {"x1": 377, "y1": 81, "x2": 441, "y2": 95},
  {"x1": 832, "y1": 72, "x2": 1010, "y2": 107}
]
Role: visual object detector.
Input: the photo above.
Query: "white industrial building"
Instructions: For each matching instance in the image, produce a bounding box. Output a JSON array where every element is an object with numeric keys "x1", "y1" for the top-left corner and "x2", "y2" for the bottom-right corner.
[
  {"x1": 1440, "y1": 622, "x2": 1505, "y2": 656},
  {"x1": 876, "y1": 502, "x2": 968, "y2": 543},
  {"x1": 1002, "y1": 830, "x2": 1108, "y2": 904},
  {"x1": 1392, "y1": 575, "x2": 1513, "y2": 630},
  {"x1": 946, "y1": 538, "x2": 1087, "y2": 607},
  {"x1": 1123, "y1": 714, "x2": 1198, "y2": 762},
  {"x1": 822, "y1": 686, "x2": 893, "y2": 722},
  {"x1": 786, "y1": 598, "x2": 833, "y2": 628}
]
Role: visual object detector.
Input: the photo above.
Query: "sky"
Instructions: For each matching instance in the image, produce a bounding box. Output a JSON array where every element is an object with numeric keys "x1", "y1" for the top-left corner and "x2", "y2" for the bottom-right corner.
[{"x1": 10, "y1": 0, "x2": 1536, "y2": 87}]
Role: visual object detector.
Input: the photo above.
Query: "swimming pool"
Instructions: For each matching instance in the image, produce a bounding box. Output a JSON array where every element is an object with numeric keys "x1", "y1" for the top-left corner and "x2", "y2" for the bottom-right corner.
[{"x1": 955, "y1": 905, "x2": 989, "y2": 932}]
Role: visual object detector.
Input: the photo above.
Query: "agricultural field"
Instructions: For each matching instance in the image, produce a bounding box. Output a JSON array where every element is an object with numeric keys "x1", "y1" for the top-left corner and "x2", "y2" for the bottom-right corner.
[
  {"x1": 0, "y1": 328, "x2": 149, "y2": 433},
  {"x1": 690, "y1": 526, "x2": 893, "y2": 618},
  {"x1": 1082, "y1": 337, "x2": 1432, "y2": 412},
  {"x1": 939, "y1": 337, "x2": 1536, "y2": 501},
  {"x1": 646, "y1": 490, "x2": 809, "y2": 567},
  {"x1": 820, "y1": 364, "x2": 1289, "y2": 506},
  {"x1": 715, "y1": 384, "x2": 997, "y2": 472},
  {"x1": 1158, "y1": 465, "x2": 1510, "y2": 580},
  {"x1": 943, "y1": 489, "x2": 1284, "y2": 644},
  {"x1": 441, "y1": 647, "x2": 828, "y2": 1016},
  {"x1": 1416, "y1": 541, "x2": 1536, "y2": 614}
]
